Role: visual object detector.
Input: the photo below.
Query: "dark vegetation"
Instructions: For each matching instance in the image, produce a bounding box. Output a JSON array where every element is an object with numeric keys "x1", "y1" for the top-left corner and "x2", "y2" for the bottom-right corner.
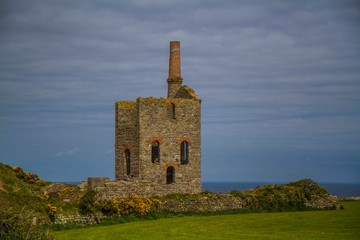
[
  {"x1": 0, "y1": 163, "x2": 82, "y2": 239},
  {"x1": 0, "y1": 163, "x2": 47, "y2": 217},
  {"x1": 0, "y1": 209, "x2": 53, "y2": 240},
  {"x1": 0, "y1": 162, "x2": 341, "y2": 236},
  {"x1": 0, "y1": 163, "x2": 54, "y2": 239},
  {"x1": 230, "y1": 179, "x2": 330, "y2": 211}
]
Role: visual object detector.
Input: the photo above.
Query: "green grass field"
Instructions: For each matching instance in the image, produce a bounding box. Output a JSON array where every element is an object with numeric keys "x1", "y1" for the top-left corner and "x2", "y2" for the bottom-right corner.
[{"x1": 55, "y1": 201, "x2": 360, "y2": 240}]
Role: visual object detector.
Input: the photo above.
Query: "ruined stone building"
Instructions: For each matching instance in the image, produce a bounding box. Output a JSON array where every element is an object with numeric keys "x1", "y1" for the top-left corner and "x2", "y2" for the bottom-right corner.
[{"x1": 91, "y1": 41, "x2": 201, "y2": 198}]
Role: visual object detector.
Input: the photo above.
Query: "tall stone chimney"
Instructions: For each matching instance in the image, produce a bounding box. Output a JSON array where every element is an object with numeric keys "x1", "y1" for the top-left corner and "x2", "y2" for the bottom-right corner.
[{"x1": 167, "y1": 41, "x2": 183, "y2": 98}]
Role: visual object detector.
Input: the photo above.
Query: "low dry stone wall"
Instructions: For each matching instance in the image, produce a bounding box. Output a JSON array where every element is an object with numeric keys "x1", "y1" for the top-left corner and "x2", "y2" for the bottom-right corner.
[
  {"x1": 339, "y1": 196, "x2": 360, "y2": 201},
  {"x1": 89, "y1": 179, "x2": 340, "y2": 217},
  {"x1": 162, "y1": 194, "x2": 248, "y2": 212},
  {"x1": 52, "y1": 194, "x2": 339, "y2": 225},
  {"x1": 305, "y1": 194, "x2": 339, "y2": 209},
  {"x1": 54, "y1": 214, "x2": 103, "y2": 225},
  {"x1": 161, "y1": 194, "x2": 340, "y2": 213}
]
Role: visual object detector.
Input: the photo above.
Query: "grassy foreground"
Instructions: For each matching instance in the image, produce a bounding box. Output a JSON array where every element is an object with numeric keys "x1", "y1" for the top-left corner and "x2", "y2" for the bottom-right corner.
[{"x1": 55, "y1": 201, "x2": 360, "y2": 240}]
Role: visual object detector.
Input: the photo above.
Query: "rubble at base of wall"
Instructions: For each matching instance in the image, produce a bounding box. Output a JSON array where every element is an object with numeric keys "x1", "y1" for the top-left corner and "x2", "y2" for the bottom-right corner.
[
  {"x1": 339, "y1": 196, "x2": 360, "y2": 201},
  {"x1": 305, "y1": 195, "x2": 340, "y2": 209},
  {"x1": 54, "y1": 213, "x2": 104, "y2": 225}
]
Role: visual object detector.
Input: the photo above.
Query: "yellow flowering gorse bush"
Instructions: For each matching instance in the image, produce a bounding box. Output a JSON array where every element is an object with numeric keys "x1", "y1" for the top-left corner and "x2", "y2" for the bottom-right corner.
[
  {"x1": 98, "y1": 195, "x2": 162, "y2": 216},
  {"x1": 114, "y1": 195, "x2": 152, "y2": 216},
  {"x1": 46, "y1": 204, "x2": 57, "y2": 216}
]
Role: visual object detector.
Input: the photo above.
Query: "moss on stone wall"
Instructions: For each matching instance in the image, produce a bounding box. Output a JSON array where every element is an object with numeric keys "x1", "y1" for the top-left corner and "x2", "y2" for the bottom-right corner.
[{"x1": 116, "y1": 101, "x2": 136, "y2": 110}]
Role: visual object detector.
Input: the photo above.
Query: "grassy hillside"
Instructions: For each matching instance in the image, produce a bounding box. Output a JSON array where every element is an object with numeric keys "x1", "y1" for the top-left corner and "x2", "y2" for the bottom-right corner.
[
  {"x1": 55, "y1": 201, "x2": 360, "y2": 240},
  {"x1": 0, "y1": 163, "x2": 49, "y2": 218},
  {"x1": 0, "y1": 163, "x2": 82, "y2": 221},
  {"x1": 0, "y1": 163, "x2": 57, "y2": 239}
]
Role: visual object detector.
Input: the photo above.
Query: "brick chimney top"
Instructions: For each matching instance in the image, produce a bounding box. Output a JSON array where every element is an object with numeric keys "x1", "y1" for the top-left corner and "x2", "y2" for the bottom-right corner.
[
  {"x1": 168, "y1": 41, "x2": 182, "y2": 81},
  {"x1": 167, "y1": 41, "x2": 183, "y2": 98}
]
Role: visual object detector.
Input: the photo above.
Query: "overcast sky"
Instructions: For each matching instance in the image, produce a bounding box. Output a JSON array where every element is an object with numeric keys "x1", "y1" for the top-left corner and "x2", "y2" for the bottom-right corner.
[{"x1": 1, "y1": 0, "x2": 359, "y2": 183}]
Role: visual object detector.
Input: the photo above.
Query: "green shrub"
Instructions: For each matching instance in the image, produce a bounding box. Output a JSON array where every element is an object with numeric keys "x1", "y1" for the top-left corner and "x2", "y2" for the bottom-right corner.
[
  {"x1": 97, "y1": 200, "x2": 118, "y2": 216},
  {"x1": 78, "y1": 190, "x2": 97, "y2": 215},
  {"x1": 285, "y1": 179, "x2": 328, "y2": 198},
  {"x1": 244, "y1": 179, "x2": 329, "y2": 211},
  {"x1": 229, "y1": 190, "x2": 245, "y2": 197}
]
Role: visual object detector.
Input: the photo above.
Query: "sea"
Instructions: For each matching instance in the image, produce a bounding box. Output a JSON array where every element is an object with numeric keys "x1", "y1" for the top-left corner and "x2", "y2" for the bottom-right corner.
[
  {"x1": 67, "y1": 181, "x2": 360, "y2": 197},
  {"x1": 202, "y1": 182, "x2": 360, "y2": 198}
]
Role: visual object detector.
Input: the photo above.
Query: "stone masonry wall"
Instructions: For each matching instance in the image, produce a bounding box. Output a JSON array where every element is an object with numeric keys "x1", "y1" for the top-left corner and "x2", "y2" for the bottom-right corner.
[
  {"x1": 115, "y1": 101, "x2": 139, "y2": 180},
  {"x1": 87, "y1": 177, "x2": 110, "y2": 190},
  {"x1": 94, "y1": 179, "x2": 200, "y2": 200},
  {"x1": 138, "y1": 97, "x2": 201, "y2": 193},
  {"x1": 114, "y1": 96, "x2": 201, "y2": 196}
]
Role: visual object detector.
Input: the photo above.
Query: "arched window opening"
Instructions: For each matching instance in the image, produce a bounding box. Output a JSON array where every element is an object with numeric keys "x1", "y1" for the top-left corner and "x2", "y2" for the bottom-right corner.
[
  {"x1": 125, "y1": 149, "x2": 131, "y2": 176},
  {"x1": 151, "y1": 140, "x2": 160, "y2": 163},
  {"x1": 171, "y1": 103, "x2": 176, "y2": 119},
  {"x1": 180, "y1": 141, "x2": 189, "y2": 164},
  {"x1": 166, "y1": 166, "x2": 175, "y2": 184}
]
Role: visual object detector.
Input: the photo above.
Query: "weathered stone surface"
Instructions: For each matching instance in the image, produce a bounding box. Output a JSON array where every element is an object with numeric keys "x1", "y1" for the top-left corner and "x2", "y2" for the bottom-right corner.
[
  {"x1": 43, "y1": 183, "x2": 68, "y2": 193},
  {"x1": 162, "y1": 194, "x2": 247, "y2": 212},
  {"x1": 339, "y1": 196, "x2": 360, "y2": 201},
  {"x1": 94, "y1": 179, "x2": 201, "y2": 200},
  {"x1": 161, "y1": 193, "x2": 340, "y2": 213},
  {"x1": 87, "y1": 177, "x2": 110, "y2": 190},
  {"x1": 54, "y1": 213, "x2": 103, "y2": 225},
  {"x1": 305, "y1": 194, "x2": 340, "y2": 209}
]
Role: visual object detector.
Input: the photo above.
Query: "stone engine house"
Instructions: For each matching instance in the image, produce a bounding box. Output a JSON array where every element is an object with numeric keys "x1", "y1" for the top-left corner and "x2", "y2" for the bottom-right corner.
[{"x1": 111, "y1": 41, "x2": 201, "y2": 196}]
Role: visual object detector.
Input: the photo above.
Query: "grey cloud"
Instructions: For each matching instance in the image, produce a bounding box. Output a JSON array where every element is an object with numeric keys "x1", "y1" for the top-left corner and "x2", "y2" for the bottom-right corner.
[
  {"x1": 54, "y1": 147, "x2": 79, "y2": 157},
  {"x1": 1, "y1": 0, "x2": 359, "y2": 182}
]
